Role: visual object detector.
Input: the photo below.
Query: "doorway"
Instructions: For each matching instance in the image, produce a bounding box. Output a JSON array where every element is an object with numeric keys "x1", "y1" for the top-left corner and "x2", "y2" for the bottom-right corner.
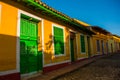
[
  {"x1": 70, "y1": 32, "x2": 76, "y2": 62},
  {"x1": 87, "y1": 36, "x2": 91, "y2": 57},
  {"x1": 20, "y1": 15, "x2": 42, "y2": 74},
  {"x1": 111, "y1": 43, "x2": 113, "y2": 53},
  {"x1": 101, "y1": 40, "x2": 104, "y2": 54},
  {"x1": 106, "y1": 42, "x2": 108, "y2": 54}
]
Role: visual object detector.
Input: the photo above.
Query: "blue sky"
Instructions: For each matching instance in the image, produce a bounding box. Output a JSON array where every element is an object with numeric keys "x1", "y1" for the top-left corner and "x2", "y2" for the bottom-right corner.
[{"x1": 42, "y1": 0, "x2": 120, "y2": 36}]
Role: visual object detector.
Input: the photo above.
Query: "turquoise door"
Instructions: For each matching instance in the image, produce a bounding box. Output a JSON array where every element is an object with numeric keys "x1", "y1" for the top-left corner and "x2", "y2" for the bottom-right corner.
[
  {"x1": 70, "y1": 38, "x2": 75, "y2": 62},
  {"x1": 20, "y1": 16, "x2": 42, "y2": 74}
]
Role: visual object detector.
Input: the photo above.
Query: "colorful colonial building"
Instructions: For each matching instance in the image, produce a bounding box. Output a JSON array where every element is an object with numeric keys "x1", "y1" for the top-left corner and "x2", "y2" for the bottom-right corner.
[
  {"x1": 91, "y1": 26, "x2": 110, "y2": 55},
  {"x1": 0, "y1": 0, "x2": 120, "y2": 80},
  {"x1": 0, "y1": 0, "x2": 94, "y2": 80}
]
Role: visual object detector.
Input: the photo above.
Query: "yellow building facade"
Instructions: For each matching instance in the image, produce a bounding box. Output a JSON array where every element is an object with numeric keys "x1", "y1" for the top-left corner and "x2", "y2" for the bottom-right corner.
[
  {"x1": 0, "y1": 0, "x2": 120, "y2": 80},
  {"x1": 92, "y1": 27, "x2": 111, "y2": 55},
  {"x1": 112, "y1": 35, "x2": 120, "y2": 52},
  {"x1": 0, "y1": 1, "x2": 94, "y2": 79}
]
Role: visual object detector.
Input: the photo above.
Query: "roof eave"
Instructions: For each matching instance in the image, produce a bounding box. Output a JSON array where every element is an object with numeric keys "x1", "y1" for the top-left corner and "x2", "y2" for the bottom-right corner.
[{"x1": 16, "y1": 0, "x2": 94, "y2": 34}]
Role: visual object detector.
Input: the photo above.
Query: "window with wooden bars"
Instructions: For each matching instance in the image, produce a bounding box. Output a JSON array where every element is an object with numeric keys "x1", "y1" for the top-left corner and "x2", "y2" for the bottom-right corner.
[
  {"x1": 80, "y1": 35, "x2": 86, "y2": 53},
  {"x1": 53, "y1": 26, "x2": 64, "y2": 55}
]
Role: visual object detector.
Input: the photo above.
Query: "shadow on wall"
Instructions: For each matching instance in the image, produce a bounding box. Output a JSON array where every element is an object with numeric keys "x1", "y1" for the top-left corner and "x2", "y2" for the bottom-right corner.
[
  {"x1": 0, "y1": 34, "x2": 43, "y2": 72},
  {"x1": 44, "y1": 27, "x2": 70, "y2": 59},
  {"x1": 0, "y1": 34, "x2": 17, "y2": 71},
  {"x1": 44, "y1": 27, "x2": 70, "y2": 64},
  {"x1": 44, "y1": 34, "x2": 69, "y2": 56},
  {"x1": 45, "y1": 35, "x2": 53, "y2": 50},
  {"x1": 0, "y1": 34, "x2": 20, "y2": 80},
  {"x1": 43, "y1": 28, "x2": 71, "y2": 73}
]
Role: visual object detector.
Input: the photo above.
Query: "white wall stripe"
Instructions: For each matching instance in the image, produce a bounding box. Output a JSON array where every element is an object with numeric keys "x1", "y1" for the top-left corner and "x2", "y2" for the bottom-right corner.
[
  {"x1": 69, "y1": 30, "x2": 72, "y2": 62},
  {"x1": 0, "y1": 70, "x2": 18, "y2": 76},
  {"x1": 41, "y1": 19, "x2": 45, "y2": 66},
  {"x1": 44, "y1": 60, "x2": 70, "y2": 67},
  {"x1": 76, "y1": 33, "x2": 78, "y2": 55},
  {"x1": 16, "y1": 10, "x2": 21, "y2": 72},
  {"x1": 77, "y1": 57, "x2": 88, "y2": 60},
  {"x1": 0, "y1": 5, "x2": 2, "y2": 28}
]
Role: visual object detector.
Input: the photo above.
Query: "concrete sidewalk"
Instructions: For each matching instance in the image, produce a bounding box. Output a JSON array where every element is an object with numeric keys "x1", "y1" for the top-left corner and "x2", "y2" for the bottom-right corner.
[{"x1": 24, "y1": 55, "x2": 104, "y2": 80}]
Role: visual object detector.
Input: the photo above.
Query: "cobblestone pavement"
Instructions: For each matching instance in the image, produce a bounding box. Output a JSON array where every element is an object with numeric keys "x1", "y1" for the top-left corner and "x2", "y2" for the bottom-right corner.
[{"x1": 54, "y1": 53, "x2": 120, "y2": 80}]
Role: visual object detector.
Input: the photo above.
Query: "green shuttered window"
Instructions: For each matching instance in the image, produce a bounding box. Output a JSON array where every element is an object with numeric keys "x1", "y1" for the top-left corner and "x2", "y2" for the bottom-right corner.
[
  {"x1": 53, "y1": 26, "x2": 64, "y2": 55},
  {"x1": 20, "y1": 18, "x2": 37, "y2": 40},
  {"x1": 80, "y1": 35, "x2": 86, "y2": 53}
]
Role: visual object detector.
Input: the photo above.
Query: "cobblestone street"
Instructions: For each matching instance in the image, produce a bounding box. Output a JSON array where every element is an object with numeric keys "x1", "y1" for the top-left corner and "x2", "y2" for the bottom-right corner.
[{"x1": 55, "y1": 53, "x2": 120, "y2": 80}]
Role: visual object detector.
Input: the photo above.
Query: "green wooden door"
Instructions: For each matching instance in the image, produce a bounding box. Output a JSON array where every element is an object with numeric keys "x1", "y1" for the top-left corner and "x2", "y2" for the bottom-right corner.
[
  {"x1": 20, "y1": 40, "x2": 28, "y2": 74},
  {"x1": 20, "y1": 17, "x2": 42, "y2": 74},
  {"x1": 20, "y1": 40, "x2": 38, "y2": 74},
  {"x1": 70, "y1": 38, "x2": 75, "y2": 62},
  {"x1": 26, "y1": 41, "x2": 38, "y2": 73}
]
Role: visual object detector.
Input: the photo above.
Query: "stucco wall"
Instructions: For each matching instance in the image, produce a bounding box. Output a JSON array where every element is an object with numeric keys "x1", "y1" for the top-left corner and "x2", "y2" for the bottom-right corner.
[
  {"x1": 0, "y1": 2, "x2": 18, "y2": 71},
  {"x1": 43, "y1": 19, "x2": 70, "y2": 66}
]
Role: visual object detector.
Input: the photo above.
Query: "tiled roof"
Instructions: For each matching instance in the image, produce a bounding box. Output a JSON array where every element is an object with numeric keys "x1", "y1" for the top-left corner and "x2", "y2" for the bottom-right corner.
[
  {"x1": 73, "y1": 19, "x2": 91, "y2": 26},
  {"x1": 34, "y1": 0, "x2": 72, "y2": 20},
  {"x1": 92, "y1": 26, "x2": 110, "y2": 35},
  {"x1": 10, "y1": 0, "x2": 95, "y2": 34},
  {"x1": 113, "y1": 34, "x2": 120, "y2": 38}
]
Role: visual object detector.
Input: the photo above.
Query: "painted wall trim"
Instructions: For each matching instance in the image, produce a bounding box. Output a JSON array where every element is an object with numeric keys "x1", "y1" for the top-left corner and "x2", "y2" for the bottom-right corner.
[
  {"x1": 21, "y1": 71, "x2": 37, "y2": 77},
  {"x1": 41, "y1": 19, "x2": 44, "y2": 66},
  {"x1": 16, "y1": 9, "x2": 42, "y2": 75},
  {"x1": 44, "y1": 60, "x2": 70, "y2": 67},
  {"x1": 69, "y1": 30, "x2": 72, "y2": 62},
  {"x1": 52, "y1": 24, "x2": 66, "y2": 57},
  {"x1": 16, "y1": 9, "x2": 21, "y2": 73},
  {"x1": 0, "y1": 4, "x2": 2, "y2": 27},
  {"x1": 75, "y1": 33, "x2": 78, "y2": 55},
  {"x1": 77, "y1": 57, "x2": 88, "y2": 60},
  {"x1": 0, "y1": 70, "x2": 18, "y2": 76}
]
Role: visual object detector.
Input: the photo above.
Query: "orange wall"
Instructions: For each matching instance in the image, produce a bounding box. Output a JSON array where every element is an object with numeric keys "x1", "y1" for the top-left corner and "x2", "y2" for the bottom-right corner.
[
  {"x1": 2, "y1": 1, "x2": 120, "y2": 72},
  {"x1": 43, "y1": 19, "x2": 70, "y2": 66},
  {"x1": 0, "y1": 2, "x2": 18, "y2": 71}
]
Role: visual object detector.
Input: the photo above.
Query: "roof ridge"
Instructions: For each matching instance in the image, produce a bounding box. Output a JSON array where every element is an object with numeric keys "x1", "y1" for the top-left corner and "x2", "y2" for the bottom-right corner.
[{"x1": 34, "y1": 0, "x2": 71, "y2": 20}]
